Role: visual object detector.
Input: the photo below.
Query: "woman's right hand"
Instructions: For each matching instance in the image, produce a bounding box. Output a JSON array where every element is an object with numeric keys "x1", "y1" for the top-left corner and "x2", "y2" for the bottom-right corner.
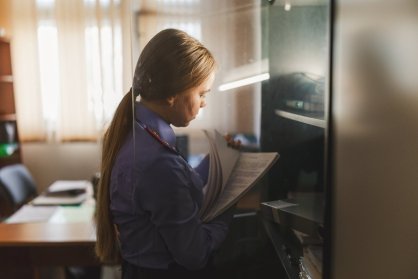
[{"x1": 224, "y1": 134, "x2": 241, "y2": 150}]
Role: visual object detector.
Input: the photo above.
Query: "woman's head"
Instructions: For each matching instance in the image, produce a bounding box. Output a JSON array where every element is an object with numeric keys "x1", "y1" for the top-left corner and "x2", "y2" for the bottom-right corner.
[
  {"x1": 166, "y1": 71, "x2": 214, "y2": 127},
  {"x1": 132, "y1": 29, "x2": 216, "y2": 101}
]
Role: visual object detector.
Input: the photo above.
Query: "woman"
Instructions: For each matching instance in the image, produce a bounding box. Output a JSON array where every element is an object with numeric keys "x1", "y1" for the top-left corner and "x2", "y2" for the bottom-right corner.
[{"x1": 95, "y1": 29, "x2": 235, "y2": 278}]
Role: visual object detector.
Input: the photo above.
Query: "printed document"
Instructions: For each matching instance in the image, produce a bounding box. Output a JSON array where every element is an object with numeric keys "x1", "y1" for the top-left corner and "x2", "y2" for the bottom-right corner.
[{"x1": 199, "y1": 130, "x2": 279, "y2": 222}]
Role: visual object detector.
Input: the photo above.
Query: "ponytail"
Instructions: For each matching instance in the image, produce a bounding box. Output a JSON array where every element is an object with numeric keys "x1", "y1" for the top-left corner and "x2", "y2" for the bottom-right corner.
[{"x1": 95, "y1": 90, "x2": 134, "y2": 264}]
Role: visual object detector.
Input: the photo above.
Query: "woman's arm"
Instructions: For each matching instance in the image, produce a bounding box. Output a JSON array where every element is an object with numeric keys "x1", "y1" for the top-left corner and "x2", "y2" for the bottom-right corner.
[{"x1": 139, "y1": 156, "x2": 229, "y2": 270}]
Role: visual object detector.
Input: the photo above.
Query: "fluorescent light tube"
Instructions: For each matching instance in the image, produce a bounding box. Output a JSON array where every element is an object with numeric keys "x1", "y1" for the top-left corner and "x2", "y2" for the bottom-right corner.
[{"x1": 218, "y1": 73, "x2": 270, "y2": 91}]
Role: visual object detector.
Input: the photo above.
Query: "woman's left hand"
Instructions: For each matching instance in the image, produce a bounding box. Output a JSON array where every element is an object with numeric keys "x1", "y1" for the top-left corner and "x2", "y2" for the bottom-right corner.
[{"x1": 224, "y1": 134, "x2": 241, "y2": 150}]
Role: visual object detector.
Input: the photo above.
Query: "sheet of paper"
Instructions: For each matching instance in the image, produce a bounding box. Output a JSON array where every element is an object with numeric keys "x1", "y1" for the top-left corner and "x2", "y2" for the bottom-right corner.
[
  {"x1": 5, "y1": 205, "x2": 59, "y2": 223},
  {"x1": 200, "y1": 130, "x2": 240, "y2": 218},
  {"x1": 213, "y1": 130, "x2": 240, "y2": 190},
  {"x1": 204, "y1": 152, "x2": 279, "y2": 221},
  {"x1": 199, "y1": 130, "x2": 222, "y2": 216},
  {"x1": 48, "y1": 204, "x2": 95, "y2": 223},
  {"x1": 261, "y1": 200, "x2": 298, "y2": 209}
]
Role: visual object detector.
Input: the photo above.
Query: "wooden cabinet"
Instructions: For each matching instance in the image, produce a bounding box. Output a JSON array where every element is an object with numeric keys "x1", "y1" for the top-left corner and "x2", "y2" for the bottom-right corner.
[{"x1": 0, "y1": 38, "x2": 21, "y2": 168}]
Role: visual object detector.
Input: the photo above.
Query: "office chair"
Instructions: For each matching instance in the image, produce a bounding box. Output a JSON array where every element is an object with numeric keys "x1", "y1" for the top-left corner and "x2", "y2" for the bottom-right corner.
[{"x1": 0, "y1": 164, "x2": 38, "y2": 219}]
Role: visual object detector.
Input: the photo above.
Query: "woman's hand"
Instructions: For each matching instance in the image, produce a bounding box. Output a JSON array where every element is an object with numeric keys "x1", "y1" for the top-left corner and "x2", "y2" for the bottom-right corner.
[{"x1": 224, "y1": 134, "x2": 241, "y2": 150}]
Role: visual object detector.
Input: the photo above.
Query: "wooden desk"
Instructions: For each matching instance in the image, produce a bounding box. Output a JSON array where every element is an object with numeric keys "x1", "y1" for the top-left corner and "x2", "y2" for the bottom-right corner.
[
  {"x1": 0, "y1": 222, "x2": 97, "y2": 266},
  {"x1": 0, "y1": 196, "x2": 99, "y2": 277}
]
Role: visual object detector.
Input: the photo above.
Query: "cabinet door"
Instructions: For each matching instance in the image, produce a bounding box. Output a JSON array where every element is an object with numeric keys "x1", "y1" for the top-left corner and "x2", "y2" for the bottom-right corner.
[
  {"x1": 332, "y1": 1, "x2": 418, "y2": 278},
  {"x1": 0, "y1": 39, "x2": 12, "y2": 76}
]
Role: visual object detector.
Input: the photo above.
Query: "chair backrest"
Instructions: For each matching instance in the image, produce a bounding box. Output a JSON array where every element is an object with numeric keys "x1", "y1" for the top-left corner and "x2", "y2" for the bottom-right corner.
[{"x1": 0, "y1": 164, "x2": 37, "y2": 218}]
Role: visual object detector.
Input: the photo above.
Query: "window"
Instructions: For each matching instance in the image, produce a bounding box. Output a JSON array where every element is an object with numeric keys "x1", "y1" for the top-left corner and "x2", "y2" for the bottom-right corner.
[{"x1": 11, "y1": 0, "x2": 130, "y2": 142}]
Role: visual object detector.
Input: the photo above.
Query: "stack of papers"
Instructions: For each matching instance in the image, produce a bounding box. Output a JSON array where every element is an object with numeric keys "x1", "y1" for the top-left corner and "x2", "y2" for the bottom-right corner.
[
  {"x1": 198, "y1": 130, "x2": 279, "y2": 222},
  {"x1": 31, "y1": 180, "x2": 89, "y2": 206},
  {"x1": 46, "y1": 180, "x2": 88, "y2": 196}
]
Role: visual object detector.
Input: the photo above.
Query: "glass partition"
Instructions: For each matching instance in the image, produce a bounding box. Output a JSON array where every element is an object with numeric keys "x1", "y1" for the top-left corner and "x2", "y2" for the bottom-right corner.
[
  {"x1": 125, "y1": 0, "x2": 330, "y2": 277},
  {"x1": 128, "y1": 0, "x2": 284, "y2": 276},
  {"x1": 260, "y1": 0, "x2": 331, "y2": 278}
]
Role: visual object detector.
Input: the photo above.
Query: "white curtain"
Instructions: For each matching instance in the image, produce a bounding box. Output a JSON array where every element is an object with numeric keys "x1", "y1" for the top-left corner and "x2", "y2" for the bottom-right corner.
[{"x1": 11, "y1": 0, "x2": 132, "y2": 142}]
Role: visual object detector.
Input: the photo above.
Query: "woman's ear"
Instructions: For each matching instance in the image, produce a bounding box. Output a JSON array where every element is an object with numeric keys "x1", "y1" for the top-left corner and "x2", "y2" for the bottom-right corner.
[{"x1": 166, "y1": 95, "x2": 177, "y2": 107}]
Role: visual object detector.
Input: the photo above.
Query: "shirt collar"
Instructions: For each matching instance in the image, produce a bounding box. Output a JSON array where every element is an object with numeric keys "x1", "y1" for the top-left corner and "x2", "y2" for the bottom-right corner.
[{"x1": 135, "y1": 102, "x2": 177, "y2": 147}]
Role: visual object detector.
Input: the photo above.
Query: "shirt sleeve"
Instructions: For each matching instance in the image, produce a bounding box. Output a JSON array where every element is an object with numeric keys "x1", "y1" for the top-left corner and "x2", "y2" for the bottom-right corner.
[{"x1": 139, "y1": 154, "x2": 229, "y2": 270}]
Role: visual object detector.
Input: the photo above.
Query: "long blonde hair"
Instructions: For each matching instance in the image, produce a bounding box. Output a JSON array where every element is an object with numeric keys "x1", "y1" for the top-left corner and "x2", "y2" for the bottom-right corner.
[
  {"x1": 95, "y1": 91, "x2": 133, "y2": 264},
  {"x1": 95, "y1": 29, "x2": 216, "y2": 264}
]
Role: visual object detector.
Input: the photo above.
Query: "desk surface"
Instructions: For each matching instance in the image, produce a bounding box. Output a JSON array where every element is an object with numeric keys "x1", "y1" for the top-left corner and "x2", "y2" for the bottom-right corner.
[
  {"x1": 0, "y1": 219, "x2": 95, "y2": 246},
  {"x1": 0, "y1": 184, "x2": 99, "y2": 267}
]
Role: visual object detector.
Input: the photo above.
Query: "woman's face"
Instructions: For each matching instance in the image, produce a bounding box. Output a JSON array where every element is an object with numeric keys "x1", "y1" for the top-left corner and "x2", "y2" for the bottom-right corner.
[{"x1": 169, "y1": 72, "x2": 215, "y2": 127}]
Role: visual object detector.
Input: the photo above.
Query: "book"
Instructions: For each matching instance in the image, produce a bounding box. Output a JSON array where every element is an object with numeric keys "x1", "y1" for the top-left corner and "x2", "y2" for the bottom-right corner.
[
  {"x1": 46, "y1": 180, "x2": 88, "y2": 196},
  {"x1": 31, "y1": 180, "x2": 90, "y2": 206},
  {"x1": 199, "y1": 130, "x2": 279, "y2": 222},
  {"x1": 31, "y1": 193, "x2": 87, "y2": 206}
]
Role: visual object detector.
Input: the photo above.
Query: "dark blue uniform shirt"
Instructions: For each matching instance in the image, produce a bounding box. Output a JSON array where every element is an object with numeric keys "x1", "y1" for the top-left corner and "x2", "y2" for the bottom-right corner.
[{"x1": 110, "y1": 102, "x2": 230, "y2": 270}]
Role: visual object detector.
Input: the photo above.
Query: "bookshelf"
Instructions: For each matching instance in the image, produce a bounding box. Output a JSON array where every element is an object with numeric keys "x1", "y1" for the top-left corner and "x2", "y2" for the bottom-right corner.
[{"x1": 0, "y1": 38, "x2": 21, "y2": 168}]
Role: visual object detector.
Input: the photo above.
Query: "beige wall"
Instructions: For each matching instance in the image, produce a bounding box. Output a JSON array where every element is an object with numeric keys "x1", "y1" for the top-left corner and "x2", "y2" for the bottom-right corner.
[{"x1": 22, "y1": 143, "x2": 101, "y2": 193}]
